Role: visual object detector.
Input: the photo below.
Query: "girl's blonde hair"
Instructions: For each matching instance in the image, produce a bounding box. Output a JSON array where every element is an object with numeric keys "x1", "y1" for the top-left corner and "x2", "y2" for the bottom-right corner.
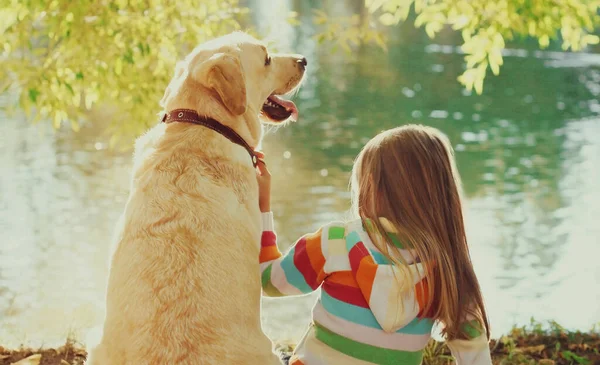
[{"x1": 350, "y1": 124, "x2": 489, "y2": 340}]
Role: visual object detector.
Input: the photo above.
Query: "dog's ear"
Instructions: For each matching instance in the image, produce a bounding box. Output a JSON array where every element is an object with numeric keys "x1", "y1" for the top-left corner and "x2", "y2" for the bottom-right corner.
[
  {"x1": 160, "y1": 61, "x2": 186, "y2": 108},
  {"x1": 191, "y1": 52, "x2": 247, "y2": 116}
]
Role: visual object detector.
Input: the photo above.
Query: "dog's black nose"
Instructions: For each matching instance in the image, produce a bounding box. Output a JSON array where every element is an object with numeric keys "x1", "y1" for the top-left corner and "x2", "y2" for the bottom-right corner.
[{"x1": 297, "y1": 57, "x2": 307, "y2": 69}]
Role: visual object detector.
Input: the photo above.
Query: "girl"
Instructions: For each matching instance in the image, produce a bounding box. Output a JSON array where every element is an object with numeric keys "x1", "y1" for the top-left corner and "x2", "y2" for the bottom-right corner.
[{"x1": 256, "y1": 125, "x2": 492, "y2": 365}]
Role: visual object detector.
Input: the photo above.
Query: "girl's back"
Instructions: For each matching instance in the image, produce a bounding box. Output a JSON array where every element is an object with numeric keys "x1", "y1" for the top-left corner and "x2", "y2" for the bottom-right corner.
[
  {"x1": 256, "y1": 125, "x2": 492, "y2": 365},
  {"x1": 260, "y1": 217, "x2": 489, "y2": 365}
]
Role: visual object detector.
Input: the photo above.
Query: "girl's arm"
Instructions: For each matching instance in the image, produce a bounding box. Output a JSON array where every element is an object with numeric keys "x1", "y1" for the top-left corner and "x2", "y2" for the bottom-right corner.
[
  {"x1": 255, "y1": 153, "x2": 329, "y2": 296},
  {"x1": 259, "y1": 212, "x2": 328, "y2": 296},
  {"x1": 446, "y1": 319, "x2": 492, "y2": 365}
]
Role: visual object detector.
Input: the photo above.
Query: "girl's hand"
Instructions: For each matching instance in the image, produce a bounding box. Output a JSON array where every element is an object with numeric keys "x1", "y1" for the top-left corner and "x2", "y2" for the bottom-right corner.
[{"x1": 255, "y1": 151, "x2": 271, "y2": 213}]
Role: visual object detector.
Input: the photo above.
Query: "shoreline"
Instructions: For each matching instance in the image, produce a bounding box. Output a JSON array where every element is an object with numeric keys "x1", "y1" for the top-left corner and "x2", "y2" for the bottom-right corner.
[{"x1": 1, "y1": 322, "x2": 598, "y2": 365}]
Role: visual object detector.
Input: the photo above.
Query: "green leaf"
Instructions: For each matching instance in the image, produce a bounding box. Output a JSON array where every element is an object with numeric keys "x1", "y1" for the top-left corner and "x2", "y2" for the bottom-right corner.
[
  {"x1": 373, "y1": 32, "x2": 388, "y2": 52},
  {"x1": 399, "y1": 5, "x2": 411, "y2": 20},
  {"x1": 64, "y1": 83, "x2": 74, "y2": 95},
  {"x1": 415, "y1": 12, "x2": 428, "y2": 28},
  {"x1": 489, "y1": 61, "x2": 500, "y2": 76},
  {"x1": 115, "y1": 58, "x2": 123, "y2": 75},
  {"x1": 474, "y1": 75, "x2": 484, "y2": 95},
  {"x1": 561, "y1": 350, "x2": 591, "y2": 365},
  {"x1": 1, "y1": 82, "x2": 11, "y2": 94},
  {"x1": 53, "y1": 111, "x2": 63, "y2": 129},
  {"x1": 109, "y1": 133, "x2": 120, "y2": 148},
  {"x1": 69, "y1": 118, "x2": 80, "y2": 132},
  {"x1": 123, "y1": 49, "x2": 134, "y2": 64},
  {"x1": 379, "y1": 13, "x2": 397, "y2": 26},
  {"x1": 366, "y1": 0, "x2": 386, "y2": 13},
  {"x1": 425, "y1": 23, "x2": 440, "y2": 38},
  {"x1": 28, "y1": 88, "x2": 40, "y2": 103},
  {"x1": 583, "y1": 34, "x2": 599, "y2": 45},
  {"x1": 451, "y1": 15, "x2": 470, "y2": 30},
  {"x1": 314, "y1": 33, "x2": 327, "y2": 44},
  {"x1": 84, "y1": 92, "x2": 94, "y2": 110},
  {"x1": 340, "y1": 39, "x2": 352, "y2": 53},
  {"x1": 493, "y1": 32, "x2": 505, "y2": 48},
  {"x1": 488, "y1": 49, "x2": 503, "y2": 75}
]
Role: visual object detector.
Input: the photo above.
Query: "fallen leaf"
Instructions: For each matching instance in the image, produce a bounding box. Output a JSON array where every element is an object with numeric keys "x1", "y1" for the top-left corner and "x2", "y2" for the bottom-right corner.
[
  {"x1": 516, "y1": 344, "x2": 545, "y2": 354},
  {"x1": 538, "y1": 360, "x2": 555, "y2": 365},
  {"x1": 61, "y1": 360, "x2": 70, "y2": 365},
  {"x1": 568, "y1": 343, "x2": 591, "y2": 351},
  {"x1": 10, "y1": 354, "x2": 42, "y2": 365}
]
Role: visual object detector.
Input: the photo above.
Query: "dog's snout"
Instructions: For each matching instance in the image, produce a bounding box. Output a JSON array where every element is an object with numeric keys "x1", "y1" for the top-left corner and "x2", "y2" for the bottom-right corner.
[{"x1": 297, "y1": 57, "x2": 307, "y2": 70}]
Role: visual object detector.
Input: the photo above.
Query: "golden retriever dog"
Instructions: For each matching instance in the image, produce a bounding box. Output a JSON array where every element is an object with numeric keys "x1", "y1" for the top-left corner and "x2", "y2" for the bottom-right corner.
[{"x1": 86, "y1": 32, "x2": 306, "y2": 365}]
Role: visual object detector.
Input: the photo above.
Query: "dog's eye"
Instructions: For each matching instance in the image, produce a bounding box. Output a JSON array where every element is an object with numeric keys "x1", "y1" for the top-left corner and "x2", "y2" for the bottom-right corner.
[{"x1": 265, "y1": 56, "x2": 271, "y2": 66}]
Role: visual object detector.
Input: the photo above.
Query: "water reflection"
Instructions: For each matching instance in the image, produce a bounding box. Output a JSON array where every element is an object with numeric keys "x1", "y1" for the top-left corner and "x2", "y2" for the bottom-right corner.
[
  {"x1": 255, "y1": 0, "x2": 600, "y2": 341},
  {"x1": 0, "y1": 107, "x2": 132, "y2": 346},
  {"x1": 1, "y1": 0, "x2": 599, "y2": 347}
]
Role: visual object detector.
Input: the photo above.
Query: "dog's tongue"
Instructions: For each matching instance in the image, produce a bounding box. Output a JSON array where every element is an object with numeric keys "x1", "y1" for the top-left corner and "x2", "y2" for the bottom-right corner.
[{"x1": 271, "y1": 95, "x2": 299, "y2": 121}]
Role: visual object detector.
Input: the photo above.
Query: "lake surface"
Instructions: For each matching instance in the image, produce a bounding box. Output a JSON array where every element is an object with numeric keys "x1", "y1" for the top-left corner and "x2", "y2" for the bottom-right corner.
[{"x1": 1, "y1": 1, "x2": 599, "y2": 348}]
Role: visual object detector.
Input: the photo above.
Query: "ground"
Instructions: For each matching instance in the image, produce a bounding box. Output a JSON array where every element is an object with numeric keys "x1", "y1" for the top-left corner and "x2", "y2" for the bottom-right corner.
[
  {"x1": 1, "y1": 322, "x2": 599, "y2": 365},
  {"x1": 0, "y1": 341, "x2": 86, "y2": 365}
]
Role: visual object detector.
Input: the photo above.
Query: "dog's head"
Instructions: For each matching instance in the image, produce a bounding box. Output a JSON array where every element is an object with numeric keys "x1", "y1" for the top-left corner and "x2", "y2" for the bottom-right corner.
[{"x1": 161, "y1": 32, "x2": 306, "y2": 147}]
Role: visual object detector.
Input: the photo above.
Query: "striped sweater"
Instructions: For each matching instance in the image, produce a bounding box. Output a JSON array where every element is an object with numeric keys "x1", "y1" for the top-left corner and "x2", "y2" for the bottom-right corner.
[{"x1": 259, "y1": 213, "x2": 492, "y2": 365}]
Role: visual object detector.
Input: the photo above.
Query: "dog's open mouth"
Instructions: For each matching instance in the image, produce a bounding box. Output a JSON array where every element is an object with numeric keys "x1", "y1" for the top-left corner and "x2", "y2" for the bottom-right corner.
[{"x1": 260, "y1": 95, "x2": 299, "y2": 122}]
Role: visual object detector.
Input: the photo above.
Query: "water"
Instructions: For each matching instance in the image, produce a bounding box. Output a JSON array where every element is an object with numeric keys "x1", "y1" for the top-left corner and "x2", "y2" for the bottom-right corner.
[{"x1": 1, "y1": 1, "x2": 599, "y2": 348}]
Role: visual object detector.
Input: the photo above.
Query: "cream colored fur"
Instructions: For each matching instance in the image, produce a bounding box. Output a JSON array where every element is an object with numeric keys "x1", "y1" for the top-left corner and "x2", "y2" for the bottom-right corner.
[{"x1": 86, "y1": 32, "x2": 305, "y2": 365}]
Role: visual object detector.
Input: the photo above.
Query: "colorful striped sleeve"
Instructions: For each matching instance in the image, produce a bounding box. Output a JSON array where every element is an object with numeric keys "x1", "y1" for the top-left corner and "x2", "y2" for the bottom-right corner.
[
  {"x1": 259, "y1": 212, "x2": 328, "y2": 297},
  {"x1": 446, "y1": 319, "x2": 492, "y2": 365},
  {"x1": 345, "y1": 231, "x2": 428, "y2": 333}
]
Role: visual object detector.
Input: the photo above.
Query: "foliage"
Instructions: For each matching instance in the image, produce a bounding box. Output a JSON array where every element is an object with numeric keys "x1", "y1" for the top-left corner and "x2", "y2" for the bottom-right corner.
[
  {"x1": 0, "y1": 319, "x2": 598, "y2": 364},
  {"x1": 365, "y1": 0, "x2": 600, "y2": 94},
  {"x1": 312, "y1": 8, "x2": 389, "y2": 53},
  {"x1": 1, "y1": 0, "x2": 599, "y2": 137},
  {"x1": 415, "y1": 318, "x2": 600, "y2": 365},
  {"x1": 0, "y1": 0, "x2": 245, "y2": 141}
]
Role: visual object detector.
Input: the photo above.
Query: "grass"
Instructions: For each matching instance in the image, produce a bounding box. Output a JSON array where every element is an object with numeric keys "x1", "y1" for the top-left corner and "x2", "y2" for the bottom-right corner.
[
  {"x1": 1, "y1": 319, "x2": 599, "y2": 365},
  {"x1": 422, "y1": 319, "x2": 600, "y2": 365}
]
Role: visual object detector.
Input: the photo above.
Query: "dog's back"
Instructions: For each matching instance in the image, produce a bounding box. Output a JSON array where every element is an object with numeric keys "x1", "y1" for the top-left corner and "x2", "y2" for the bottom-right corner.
[
  {"x1": 87, "y1": 124, "x2": 280, "y2": 365},
  {"x1": 88, "y1": 30, "x2": 306, "y2": 365}
]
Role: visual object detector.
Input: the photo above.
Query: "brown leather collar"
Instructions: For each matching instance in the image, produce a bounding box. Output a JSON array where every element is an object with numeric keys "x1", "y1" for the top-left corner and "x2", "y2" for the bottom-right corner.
[{"x1": 161, "y1": 109, "x2": 258, "y2": 167}]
